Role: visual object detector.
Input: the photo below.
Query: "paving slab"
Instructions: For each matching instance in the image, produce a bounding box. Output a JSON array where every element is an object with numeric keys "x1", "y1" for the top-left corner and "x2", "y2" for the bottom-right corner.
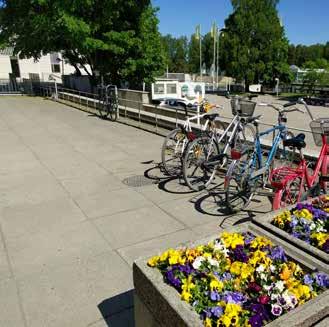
[
  {"x1": 6, "y1": 220, "x2": 111, "y2": 278},
  {"x1": 0, "y1": 197, "x2": 86, "y2": 240},
  {"x1": 74, "y1": 187, "x2": 151, "y2": 219},
  {"x1": 0, "y1": 232, "x2": 12, "y2": 281},
  {"x1": 18, "y1": 251, "x2": 133, "y2": 327},
  {"x1": 0, "y1": 278, "x2": 25, "y2": 327},
  {"x1": 94, "y1": 205, "x2": 185, "y2": 249},
  {"x1": 60, "y1": 173, "x2": 126, "y2": 198}
]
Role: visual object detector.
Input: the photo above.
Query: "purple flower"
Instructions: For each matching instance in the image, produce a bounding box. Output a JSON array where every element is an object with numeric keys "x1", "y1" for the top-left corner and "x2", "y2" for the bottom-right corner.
[
  {"x1": 164, "y1": 269, "x2": 181, "y2": 289},
  {"x1": 249, "y1": 303, "x2": 270, "y2": 321},
  {"x1": 211, "y1": 306, "x2": 223, "y2": 318},
  {"x1": 221, "y1": 272, "x2": 232, "y2": 281},
  {"x1": 303, "y1": 274, "x2": 313, "y2": 286},
  {"x1": 271, "y1": 304, "x2": 283, "y2": 316},
  {"x1": 314, "y1": 272, "x2": 329, "y2": 288},
  {"x1": 233, "y1": 245, "x2": 248, "y2": 263},
  {"x1": 243, "y1": 232, "x2": 256, "y2": 245},
  {"x1": 277, "y1": 297, "x2": 287, "y2": 307},
  {"x1": 223, "y1": 291, "x2": 246, "y2": 305},
  {"x1": 249, "y1": 314, "x2": 264, "y2": 327},
  {"x1": 210, "y1": 291, "x2": 221, "y2": 301},
  {"x1": 269, "y1": 246, "x2": 287, "y2": 262}
]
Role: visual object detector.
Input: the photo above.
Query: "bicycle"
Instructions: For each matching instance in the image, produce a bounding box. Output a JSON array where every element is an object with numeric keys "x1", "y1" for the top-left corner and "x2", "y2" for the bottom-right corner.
[
  {"x1": 270, "y1": 98, "x2": 329, "y2": 209},
  {"x1": 161, "y1": 100, "x2": 225, "y2": 177},
  {"x1": 224, "y1": 101, "x2": 302, "y2": 213},
  {"x1": 98, "y1": 84, "x2": 119, "y2": 121},
  {"x1": 182, "y1": 95, "x2": 257, "y2": 192}
]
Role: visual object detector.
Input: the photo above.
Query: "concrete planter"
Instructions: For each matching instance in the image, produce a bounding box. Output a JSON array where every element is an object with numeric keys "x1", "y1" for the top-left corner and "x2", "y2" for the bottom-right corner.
[
  {"x1": 252, "y1": 202, "x2": 329, "y2": 265},
  {"x1": 133, "y1": 223, "x2": 329, "y2": 327}
]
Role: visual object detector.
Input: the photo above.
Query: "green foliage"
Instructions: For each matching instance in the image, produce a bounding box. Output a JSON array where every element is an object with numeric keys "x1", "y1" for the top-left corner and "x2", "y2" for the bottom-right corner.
[
  {"x1": 187, "y1": 35, "x2": 200, "y2": 74},
  {"x1": 0, "y1": 0, "x2": 165, "y2": 87},
  {"x1": 219, "y1": 0, "x2": 290, "y2": 85},
  {"x1": 161, "y1": 34, "x2": 188, "y2": 72},
  {"x1": 288, "y1": 43, "x2": 329, "y2": 67},
  {"x1": 302, "y1": 69, "x2": 329, "y2": 94}
]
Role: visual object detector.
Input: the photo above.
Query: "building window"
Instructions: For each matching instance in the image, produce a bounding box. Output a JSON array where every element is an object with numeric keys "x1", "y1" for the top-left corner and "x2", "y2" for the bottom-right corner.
[
  {"x1": 10, "y1": 58, "x2": 20, "y2": 78},
  {"x1": 51, "y1": 64, "x2": 61, "y2": 73},
  {"x1": 166, "y1": 83, "x2": 177, "y2": 94},
  {"x1": 154, "y1": 83, "x2": 165, "y2": 94}
]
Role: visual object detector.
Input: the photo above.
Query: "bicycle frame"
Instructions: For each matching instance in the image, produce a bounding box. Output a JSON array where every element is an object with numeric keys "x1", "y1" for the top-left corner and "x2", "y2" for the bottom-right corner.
[{"x1": 250, "y1": 124, "x2": 286, "y2": 179}]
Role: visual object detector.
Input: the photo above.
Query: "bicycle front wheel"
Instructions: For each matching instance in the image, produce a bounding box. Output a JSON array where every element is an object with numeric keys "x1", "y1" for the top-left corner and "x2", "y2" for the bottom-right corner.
[
  {"x1": 161, "y1": 128, "x2": 186, "y2": 176},
  {"x1": 224, "y1": 150, "x2": 259, "y2": 213},
  {"x1": 182, "y1": 136, "x2": 220, "y2": 191}
]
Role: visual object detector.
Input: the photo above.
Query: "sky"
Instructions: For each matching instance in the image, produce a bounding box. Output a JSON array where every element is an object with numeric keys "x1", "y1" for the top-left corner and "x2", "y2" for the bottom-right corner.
[{"x1": 152, "y1": 0, "x2": 329, "y2": 45}]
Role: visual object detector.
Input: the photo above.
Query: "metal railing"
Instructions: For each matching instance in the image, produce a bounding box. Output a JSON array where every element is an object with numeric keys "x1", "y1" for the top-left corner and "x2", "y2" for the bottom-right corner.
[{"x1": 37, "y1": 85, "x2": 320, "y2": 158}]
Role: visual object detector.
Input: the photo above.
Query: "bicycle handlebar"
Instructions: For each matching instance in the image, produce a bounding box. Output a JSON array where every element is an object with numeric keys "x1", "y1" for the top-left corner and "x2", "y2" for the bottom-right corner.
[{"x1": 297, "y1": 98, "x2": 315, "y2": 121}]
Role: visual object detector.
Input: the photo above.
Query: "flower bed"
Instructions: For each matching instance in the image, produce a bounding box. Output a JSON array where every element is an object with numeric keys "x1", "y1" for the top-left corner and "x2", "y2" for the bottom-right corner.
[
  {"x1": 272, "y1": 196, "x2": 329, "y2": 254},
  {"x1": 147, "y1": 231, "x2": 329, "y2": 327}
]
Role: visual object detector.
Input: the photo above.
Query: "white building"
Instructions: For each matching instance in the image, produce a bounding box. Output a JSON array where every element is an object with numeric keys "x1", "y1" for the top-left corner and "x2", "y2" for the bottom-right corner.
[{"x1": 0, "y1": 48, "x2": 79, "y2": 82}]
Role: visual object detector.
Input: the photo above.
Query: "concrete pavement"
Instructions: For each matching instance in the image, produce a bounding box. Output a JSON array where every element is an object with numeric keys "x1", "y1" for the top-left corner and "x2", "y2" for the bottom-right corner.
[{"x1": 0, "y1": 96, "x2": 271, "y2": 327}]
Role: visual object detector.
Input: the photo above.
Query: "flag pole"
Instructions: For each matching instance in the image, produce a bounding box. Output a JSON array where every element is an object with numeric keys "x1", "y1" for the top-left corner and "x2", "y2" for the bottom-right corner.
[
  {"x1": 212, "y1": 22, "x2": 216, "y2": 89},
  {"x1": 199, "y1": 25, "x2": 202, "y2": 82}
]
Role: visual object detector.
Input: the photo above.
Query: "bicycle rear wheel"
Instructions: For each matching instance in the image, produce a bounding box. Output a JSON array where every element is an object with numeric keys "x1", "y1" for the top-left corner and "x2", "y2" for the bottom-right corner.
[
  {"x1": 161, "y1": 128, "x2": 186, "y2": 176},
  {"x1": 109, "y1": 99, "x2": 118, "y2": 121},
  {"x1": 182, "y1": 135, "x2": 220, "y2": 191},
  {"x1": 224, "y1": 150, "x2": 259, "y2": 213}
]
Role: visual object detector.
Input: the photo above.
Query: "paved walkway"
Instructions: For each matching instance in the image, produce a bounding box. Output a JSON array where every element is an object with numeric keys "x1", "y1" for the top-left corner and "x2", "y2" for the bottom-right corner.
[{"x1": 0, "y1": 96, "x2": 271, "y2": 327}]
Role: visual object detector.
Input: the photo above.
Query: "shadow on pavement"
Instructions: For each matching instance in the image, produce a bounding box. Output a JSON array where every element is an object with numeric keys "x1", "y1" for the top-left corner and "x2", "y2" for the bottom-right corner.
[{"x1": 98, "y1": 289, "x2": 135, "y2": 327}]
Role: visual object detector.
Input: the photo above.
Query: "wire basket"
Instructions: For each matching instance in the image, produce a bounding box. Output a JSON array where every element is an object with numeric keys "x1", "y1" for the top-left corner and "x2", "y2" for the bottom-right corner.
[
  {"x1": 231, "y1": 99, "x2": 256, "y2": 117},
  {"x1": 310, "y1": 118, "x2": 329, "y2": 146}
]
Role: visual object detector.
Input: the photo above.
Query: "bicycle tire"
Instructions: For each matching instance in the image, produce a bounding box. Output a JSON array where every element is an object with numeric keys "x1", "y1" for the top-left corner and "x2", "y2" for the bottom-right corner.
[
  {"x1": 272, "y1": 131, "x2": 296, "y2": 169},
  {"x1": 161, "y1": 128, "x2": 187, "y2": 176},
  {"x1": 182, "y1": 135, "x2": 221, "y2": 191},
  {"x1": 321, "y1": 154, "x2": 329, "y2": 194},
  {"x1": 98, "y1": 100, "x2": 110, "y2": 119},
  {"x1": 224, "y1": 150, "x2": 260, "y2": 213},
  {"x1": 109, "y1": 99, "x2": 118, "y2": 121}
]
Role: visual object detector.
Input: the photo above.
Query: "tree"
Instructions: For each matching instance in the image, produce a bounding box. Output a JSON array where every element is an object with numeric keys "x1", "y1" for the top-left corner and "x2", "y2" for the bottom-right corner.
[
  {"x1": 0, "y1": 0, "x2": 165, "y2": 88},
  {"x1": 161, "y1": 35, "x2": 188, "y2": 72},
  {"x1": 188, "y1": 35, "x2": 200, "y2": 74},
  {"x1": 219, "y1": 0, "x2": 290, "y2": 86}
]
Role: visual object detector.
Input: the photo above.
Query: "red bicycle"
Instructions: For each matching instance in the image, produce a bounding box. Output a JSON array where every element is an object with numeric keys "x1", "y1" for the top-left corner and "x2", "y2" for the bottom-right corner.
[{"x1": 270, "y1": 98, "x2": 329, "y2": 209}]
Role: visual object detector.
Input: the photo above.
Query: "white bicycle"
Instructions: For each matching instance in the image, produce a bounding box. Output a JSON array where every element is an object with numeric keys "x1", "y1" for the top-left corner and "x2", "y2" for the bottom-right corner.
[{"x1": 161, "y1": 102, "x2": 225, "y2": 176}]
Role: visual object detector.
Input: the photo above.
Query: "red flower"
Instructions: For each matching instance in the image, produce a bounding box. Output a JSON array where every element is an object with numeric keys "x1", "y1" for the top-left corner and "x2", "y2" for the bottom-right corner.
[{"x1": 258, "y1": 295, "x2": 270, "y2": 305}]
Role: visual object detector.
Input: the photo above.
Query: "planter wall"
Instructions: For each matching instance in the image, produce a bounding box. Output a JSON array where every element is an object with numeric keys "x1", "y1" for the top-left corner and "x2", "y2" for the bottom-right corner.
[{"x1": 133, "y1": 223, "x2": 328, "y2": 327}]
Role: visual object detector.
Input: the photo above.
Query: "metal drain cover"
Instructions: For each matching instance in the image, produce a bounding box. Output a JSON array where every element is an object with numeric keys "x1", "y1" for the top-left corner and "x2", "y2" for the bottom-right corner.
[{"x1": 122, "y1": 175, "x2": 157, "y2": 187}]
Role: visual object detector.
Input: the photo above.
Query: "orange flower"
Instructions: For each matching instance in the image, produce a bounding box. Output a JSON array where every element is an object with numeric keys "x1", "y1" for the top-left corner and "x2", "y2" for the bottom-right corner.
[{"x1": 280, "y1": 265, "x2": 291, "y2": 280}]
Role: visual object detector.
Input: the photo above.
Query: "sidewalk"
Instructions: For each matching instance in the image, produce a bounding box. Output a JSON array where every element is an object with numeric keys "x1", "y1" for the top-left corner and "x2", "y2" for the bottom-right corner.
[{"x1": 0, "y1": 96, "x2": 271, "y2": 327}]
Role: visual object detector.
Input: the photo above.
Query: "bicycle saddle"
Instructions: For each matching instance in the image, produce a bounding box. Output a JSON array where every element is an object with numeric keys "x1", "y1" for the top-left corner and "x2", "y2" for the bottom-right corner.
[
  {"x1": 283, "y1": 133, "x2": 306, "y2": 149},
  {"x1": 204, "y1": 113, "x2": 219, "y2": 121}
]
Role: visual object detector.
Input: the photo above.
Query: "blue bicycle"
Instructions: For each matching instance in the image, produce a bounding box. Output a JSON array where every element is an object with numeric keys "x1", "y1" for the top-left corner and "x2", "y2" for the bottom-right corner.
[{"x1": 224, "y1": 101, "x2": 304, "y2": 212}]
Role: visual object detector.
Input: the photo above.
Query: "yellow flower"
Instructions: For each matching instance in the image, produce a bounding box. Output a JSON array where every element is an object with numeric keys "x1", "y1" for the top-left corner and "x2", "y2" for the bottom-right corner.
[
  {"x1": 311, "y1": 232, "x2": 329, "y2": 247},
  {"x1": 147, "y1": 255, "x2": 159, "y2": 267},
  {"x1": 293, "y1": 208, "x2": 313, "y2": 220},
  {"x1": 204, "y1": 317, "x2": 212, "y2": 327},
  {"x1": 168, "y1": 250, "x2": 186, "y2": 265},
  {"x1": 230, "y1": 261, "x2": 242, "y2": 275},
  {"x1": 185, "y1": 249, "x2": 200, "y2": 262},
  {"x1": 249, "y1": 250, "x2": 272, "y2": 267},
  {"x1": 221, "y1": 232, "x2": 244, "y2": 249},
  {"x1": 209, "y1": 275, "x2": 224, "y2": 291},
  {"x1": 181, "y1": 275, "x2": 195, "y2": 302},
  {"x1": 159, "y1": 250, "x2": 170, "y2": 262},
  {"x1": 289, "y1": 284, "x2": 311, "y2": 303},
  {"x1": 250, "y1": 236, "x2": 272, "y2": 250},
  {"x1": 220, "y1": 315, "x2": 231, "y2": 327},
  {"x1": 240, "y1": 263, "x2": 254, "y2": 280}
]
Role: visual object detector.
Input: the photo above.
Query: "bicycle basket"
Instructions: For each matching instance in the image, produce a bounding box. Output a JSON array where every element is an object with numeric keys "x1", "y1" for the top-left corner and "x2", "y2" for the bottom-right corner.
[
  {"x1": 231, "y1": 99, "x2": 256, "y2": 117},
  {"x1": 309, "y1": 118, "x2": 329, "y2": 146}
]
